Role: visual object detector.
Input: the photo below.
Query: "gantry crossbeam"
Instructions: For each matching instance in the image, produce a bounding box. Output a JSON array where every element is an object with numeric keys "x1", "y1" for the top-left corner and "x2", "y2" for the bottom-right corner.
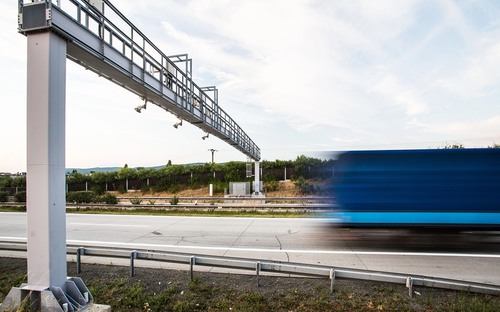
[{"x1": 18, "y1": 0, "x2": 260, "y2": 160}]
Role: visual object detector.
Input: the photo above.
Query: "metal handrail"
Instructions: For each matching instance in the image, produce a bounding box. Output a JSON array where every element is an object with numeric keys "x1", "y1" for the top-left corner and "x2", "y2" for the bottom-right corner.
[{"x1": 1, "y1": 241, "x2": 499, "y2": 296}]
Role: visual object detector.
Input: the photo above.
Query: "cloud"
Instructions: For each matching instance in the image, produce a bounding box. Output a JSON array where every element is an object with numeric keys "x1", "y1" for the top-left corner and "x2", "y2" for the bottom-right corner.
[
  {"x1": 4, "y1": 0, "x2": 500, "y2": 172},
  {"x1": 425, "y1": 115, "x2": 500, "y2": 137},
  {"x1": 141, "y1": 1, "x2": 423, "y2": 131},
  {"x1": 372, "y1": 74, "x2": 429, "y2": 116},
  {"x1": 437, "y1": 41, "x2": 500, "y2": 97}
]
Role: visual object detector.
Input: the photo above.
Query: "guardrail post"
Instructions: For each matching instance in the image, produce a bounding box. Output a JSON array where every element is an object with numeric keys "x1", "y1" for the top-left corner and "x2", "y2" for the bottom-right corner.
[
  {"x1": 130, "y1": 250, "x2": 138, "y2": 277},
  {"x1": 76, "y1": 247, "x2": 85, "y2": 274},
  {"x1": 190, "y1": 256, "x2": 196, "y2": 281},
  {"x1": 256, "y1": 261, "x2": 261, "y2": 288},
  {"x1": 406, "y1": 277, "x2": 413, "y2": 297},
  {"x1": 329, "y1": 269, "x2": 335, "y2": 293}
]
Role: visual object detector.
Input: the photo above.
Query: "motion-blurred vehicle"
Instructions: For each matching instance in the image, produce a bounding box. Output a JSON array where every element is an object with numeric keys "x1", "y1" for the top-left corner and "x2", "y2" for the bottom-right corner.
[{"x1": 327, "y1": 148, "x2": 500, "y2": 230}]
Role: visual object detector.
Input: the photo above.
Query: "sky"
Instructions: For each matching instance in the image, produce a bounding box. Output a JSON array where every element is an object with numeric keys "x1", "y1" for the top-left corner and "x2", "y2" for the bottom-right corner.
[{"x1": 1, "y1": 0, "x2": 500, "y2": 173}]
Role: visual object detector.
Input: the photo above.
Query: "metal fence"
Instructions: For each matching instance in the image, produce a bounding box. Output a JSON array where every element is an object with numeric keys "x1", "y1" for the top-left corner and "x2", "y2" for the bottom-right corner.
[
  {"x1": 2, "y1": 165, "x2": 336, "y2": 194},
  {"x1": 0, "y1": 187, "x2": 26, "y2": 196}
]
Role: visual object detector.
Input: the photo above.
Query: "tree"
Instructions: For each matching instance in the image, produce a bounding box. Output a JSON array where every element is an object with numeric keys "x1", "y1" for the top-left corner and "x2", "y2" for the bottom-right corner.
[
  {"x1": 91, "y1": 171, "x2": 117, "y2": 184},
  {"x1": 293, "y1": 155, "x2": 323, "y2": 179},
  {"x1": 0, "y1": 176, "x2": 12, "y2": 188},
  {"x1": 117, "y1": 165, "x2": 137, "y2": 180},
  {"x1": 442, "y1": 143, "x2": 464, "y2": 149},
  {"x1": 66, "y1": 170, "x2": 90, "y2": 184},
  {"x1": 136, "y1": 168, "x2": 158, "y2": 180},
  {"x1": 11, "y1": 176, "x2": 26, "y2": 187},
  {"x1": 261, "y1": 159, "x2": 293, "y2": 169},
  {"x1": 222, "y1": 161, "x2": 246, "y2": 182}
]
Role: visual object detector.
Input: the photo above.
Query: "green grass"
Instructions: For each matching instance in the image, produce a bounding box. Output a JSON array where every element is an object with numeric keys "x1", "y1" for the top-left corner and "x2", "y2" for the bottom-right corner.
[
  {"x1": 0, "y1": 272, "x2": 26, "y2": 302},
  {"x1": 0, "y1": 205, "x2": 310, "y2": 218},
  {"x1": 71, "y1": 207, "x2": 310, "y2": 218},
  {"x1": 4, "y1": 273, "x2": 500, "y2": 312},
  {"x1": 0, "y1": 206, "x2": 26, "y2": 213},
  {"x1": 2, "y1": 260, "x2": 500, "y2": 312}
]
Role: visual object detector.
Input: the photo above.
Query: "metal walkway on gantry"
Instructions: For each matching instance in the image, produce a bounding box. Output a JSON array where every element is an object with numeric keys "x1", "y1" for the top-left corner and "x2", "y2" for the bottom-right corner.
[{"x1": 18, "y1": 0, "x2": 260, "y2": 161}]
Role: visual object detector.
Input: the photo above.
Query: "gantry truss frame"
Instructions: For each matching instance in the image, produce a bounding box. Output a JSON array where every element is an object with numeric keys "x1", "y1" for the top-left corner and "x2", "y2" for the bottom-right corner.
[{"x1": 18, "y1": 0, "x2": 260, "y2": 160}]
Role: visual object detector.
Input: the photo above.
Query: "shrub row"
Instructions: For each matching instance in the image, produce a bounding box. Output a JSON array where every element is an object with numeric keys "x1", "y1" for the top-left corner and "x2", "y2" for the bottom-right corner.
[
  {"x1": 66, "y1": 191, "x2": 118, "y2": 204},
  {"x1": 0, "y1": 190, "x2": 116, "y2": 204},
  {"x1": 0, "y1": 191, "x2": 26, "y2": 203},
  {"x1": 15, "y1": 192, "x2": 26, "y2": 203},
  {"x1": 0, "y1": 192, "x2": 7, "y2": 202},
  {"x1": 294, "y1": 177, "x2": 321, "y2": 194}
]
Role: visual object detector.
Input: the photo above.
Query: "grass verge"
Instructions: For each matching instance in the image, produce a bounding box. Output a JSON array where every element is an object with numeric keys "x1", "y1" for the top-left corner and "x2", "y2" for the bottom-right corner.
[
  {"x1": 0, "y1": 206, "x2": 310, "y2": 218},
  {"x1": 0, "y1": 206, "x2": 26, "y2": 213},
  {"x1": 1, "y1": 258, "x2": 499, "y2": 312}
]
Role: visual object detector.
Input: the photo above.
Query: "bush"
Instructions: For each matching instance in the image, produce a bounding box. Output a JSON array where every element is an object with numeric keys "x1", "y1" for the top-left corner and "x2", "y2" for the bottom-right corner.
[
  {"x1": 141, "y1": 185, "x2": 152, "y2": 193},
  {"x1": 97, "y1": 193, "x2": 118, "y2": 204},
  {"x1": 90, "y1": 184, "x2": 106, "y2": 195},
  {"x1": 67, "y1": 191, "x2": 95, "y2": 204},
  {"x1": 167, "y1": 185, "x2": 182, "y2": 194},
  {"x1": 212, "y1": 181, "x2": 227, "y2": 194},
  {"x1": 117, "y1": 185, "x2": 127, "y2": 194},
  {"x1": 0, "y1": 192, "x2": 9, "y2": 203},
  {"x1": 169, "y1": 195, "x2": 179, "y2": 205},
  {"x1": 14, "y1": 191, "x2": 27, "y2": 203},
  {"x1": 264, "y1": 180, "x2": 280, "y2": 192},
  {"x1": 129, "y1": 197, "x2": 143, "y2": 205},
  {"x1": 294, "y1": 177, "x2": 315, "y2": 194},
  {"x1": 0, "y1": 192, "x2": 8, "y2": 202},
  {"x1": 66, "y1": 191, "x2": 117, "y2": 204}
]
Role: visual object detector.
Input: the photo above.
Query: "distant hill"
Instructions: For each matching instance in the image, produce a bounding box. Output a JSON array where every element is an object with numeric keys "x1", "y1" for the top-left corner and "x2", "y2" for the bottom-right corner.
[{"x1": 65, "y1": 167, "x2": 121, "y2": 174}]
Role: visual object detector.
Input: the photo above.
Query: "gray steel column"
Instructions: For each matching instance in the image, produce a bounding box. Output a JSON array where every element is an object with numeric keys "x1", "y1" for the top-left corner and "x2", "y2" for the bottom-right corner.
[
  {"x1": 26, "y1": 31, "x2": 67, "y2": 289},
  {"x1": 254, "y1": 161, "x2": 261, "y2": 195}
]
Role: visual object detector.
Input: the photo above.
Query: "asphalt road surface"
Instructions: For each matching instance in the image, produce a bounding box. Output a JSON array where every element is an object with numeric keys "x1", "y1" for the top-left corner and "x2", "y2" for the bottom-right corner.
[{"x1": 1, "y1": 212, "x2": 500, "y2": 285}]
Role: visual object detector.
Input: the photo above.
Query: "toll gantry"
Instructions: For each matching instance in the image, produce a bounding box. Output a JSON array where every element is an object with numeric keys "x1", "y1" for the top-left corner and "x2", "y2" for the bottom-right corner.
[{"x1": 3, "y1": 1, "x2": 261, "y2": 311}]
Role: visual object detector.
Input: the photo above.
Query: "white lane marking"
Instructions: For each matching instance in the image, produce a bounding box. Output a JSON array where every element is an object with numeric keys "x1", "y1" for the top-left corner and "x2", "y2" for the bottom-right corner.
[
  {"x1": 70, "y1": 223, "x2": 150, "y2": 228},
  {"x1": 0, "y1": 236, "x2": 26, "y2": 242},
  {"x1": 66, "y1": 239, "x2": 500, "y2": 259},
  {"x1": 2, "y1": 212, "x2": 304, "y2": 221},
  {"x1": 1, "y1": 236, "x2": 499, "y2": 258}
]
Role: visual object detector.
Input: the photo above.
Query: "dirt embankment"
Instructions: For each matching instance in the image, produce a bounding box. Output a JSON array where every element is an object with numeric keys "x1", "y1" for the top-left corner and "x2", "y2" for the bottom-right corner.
[{"x1": 117, "y1": 180, "x2": 327, "y2": 198}]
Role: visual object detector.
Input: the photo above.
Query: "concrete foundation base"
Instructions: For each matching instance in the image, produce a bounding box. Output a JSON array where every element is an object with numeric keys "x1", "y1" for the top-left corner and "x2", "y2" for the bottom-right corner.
[{"x1": 0, "y1": 278, "x2": 111, "y2": 312}]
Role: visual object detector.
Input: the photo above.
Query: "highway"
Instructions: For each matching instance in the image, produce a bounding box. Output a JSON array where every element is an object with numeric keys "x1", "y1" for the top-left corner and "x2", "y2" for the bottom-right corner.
[{"x1": 1, "y1": 212, "x2": 500, "y2": 285}]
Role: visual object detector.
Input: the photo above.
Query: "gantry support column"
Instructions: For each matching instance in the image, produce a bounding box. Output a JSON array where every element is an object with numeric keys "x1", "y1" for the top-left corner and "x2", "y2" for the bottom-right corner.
[
  {"x1": 253, "y1": 161, "x2": 261, "y2": 195},
  {"x1": 26, "y1": 31, "x2": 67, "y2": 289}
]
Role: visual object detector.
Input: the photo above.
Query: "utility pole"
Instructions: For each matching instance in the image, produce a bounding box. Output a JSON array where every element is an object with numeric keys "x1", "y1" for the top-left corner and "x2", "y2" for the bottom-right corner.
[{"x1": 208, "y1": 149, "x2": 217, "y2": 163}]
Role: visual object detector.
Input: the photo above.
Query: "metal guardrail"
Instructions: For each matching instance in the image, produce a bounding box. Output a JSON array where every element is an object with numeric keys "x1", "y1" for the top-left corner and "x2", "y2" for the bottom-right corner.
[
  {"x1": 0, "y1": 196, "x2": 335, "y2": 203},
  {"x1": 0, "y1": 200, "x2": 335, "y2": 211},
  {"x1": 117, "y1": 196, "x2": 335, "y2": 202},
  {"x1": 1, "y1": 241, "x2": 499, "y2": 296},
  {"x1": 68, "y1": 203, "x2": 330, "y2": 211}
]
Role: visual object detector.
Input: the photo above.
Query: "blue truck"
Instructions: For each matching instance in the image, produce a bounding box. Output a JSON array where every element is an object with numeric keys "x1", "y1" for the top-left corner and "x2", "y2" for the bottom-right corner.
[{"x1": 328, "y1": 148, "x2": 500, "y2": 229}]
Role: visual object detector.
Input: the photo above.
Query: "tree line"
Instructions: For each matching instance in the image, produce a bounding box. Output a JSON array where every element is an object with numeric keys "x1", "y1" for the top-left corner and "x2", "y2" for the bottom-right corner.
[{"x1": 0, "y1": 156, "x2": 334, "y2": 194}]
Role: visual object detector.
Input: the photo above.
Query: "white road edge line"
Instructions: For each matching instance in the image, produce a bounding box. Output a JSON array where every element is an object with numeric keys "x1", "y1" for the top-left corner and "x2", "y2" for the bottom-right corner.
[
  {"x1": 2, "y1": 236, "x2": 500, "y2": 259},
  {"x1": 70, "y1": 223, "x2": 150, "y2": 228},
  {"x1": 66, "y1": 239, "x2": 500, "y2": 259}
]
